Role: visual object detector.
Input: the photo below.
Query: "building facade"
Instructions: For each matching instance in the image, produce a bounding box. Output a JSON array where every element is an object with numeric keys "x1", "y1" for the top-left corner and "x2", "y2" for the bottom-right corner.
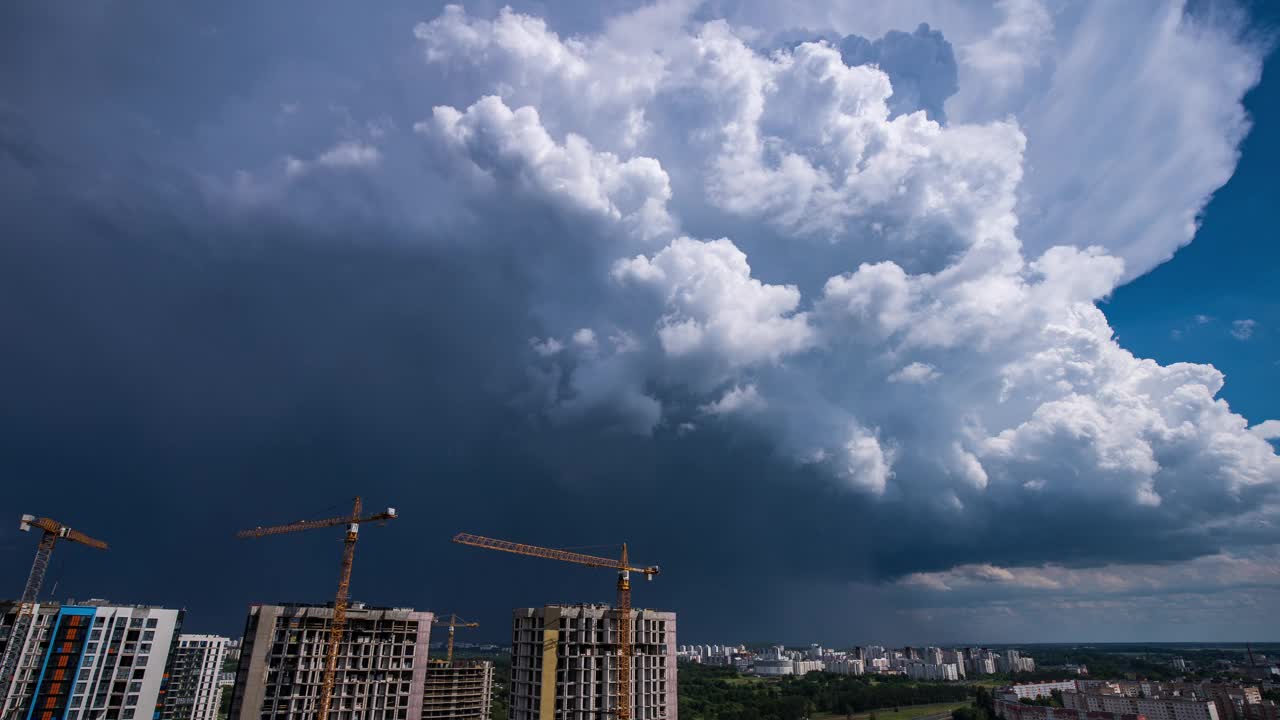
[
  {"x1": 228, "y1": 603, "x2": 433, "y2": 720},
  {"x1": 509, "y1": 605, "x2": 676, "y2": 720},
  {"x1": 162, "y1": 634, "x2": 230, "y2": 720},
  {"x1": 0, "y1": 601, "x2": 183, "y2": 720},
  {"x1": 995, "y1": 699, "x2": 1144, "y2": 720},
  {"x1": 1003, "y1": 681, "x2": 1082, "y2": 700},
  {"x1": 421, "y1": 661, "x2": 493, "y2": 720},
  {"x1": 1062, "y1": 690, "x2": 1220, "y2": 720}
]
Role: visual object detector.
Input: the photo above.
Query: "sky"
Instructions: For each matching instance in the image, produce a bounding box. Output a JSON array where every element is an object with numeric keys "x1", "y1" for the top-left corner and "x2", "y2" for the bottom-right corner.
[{"x1": 1, "y1": 0, "x2": 1279, "y2": 646}]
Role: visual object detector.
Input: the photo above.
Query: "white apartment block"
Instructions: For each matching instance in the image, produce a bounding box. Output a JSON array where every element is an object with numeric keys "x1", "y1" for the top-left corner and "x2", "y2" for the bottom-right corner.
[
  {"x1": 1003, "y1": 680, "x2": 1080, "y2": 700},
  {"x1": 162, "y1": 634, "x2": 230, "y2": 720},
  {"x1": 906, "y1": 663, "x2": 959, "y2": 681},
  {"x1": 509, "y1": 605, "x2": 676, "y2": 720},
  {"x1": 0, "y1": 601, "x2": 182, "y2": 720},
  {"x1": 228, "y1": 603, "x2": 433, "y2": 720},
  {"x1": 827, "y1": 659, "x2": 865, "y2": 676},
  {"x1": 1063, "y1": 690, "x2": 1222, "y2": 720}
]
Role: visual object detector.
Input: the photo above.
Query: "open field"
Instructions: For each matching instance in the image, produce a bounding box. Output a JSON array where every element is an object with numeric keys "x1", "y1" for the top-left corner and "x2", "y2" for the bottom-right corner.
[{"x1": 812, "y1": 700, "x2": 971, "y2": 720}]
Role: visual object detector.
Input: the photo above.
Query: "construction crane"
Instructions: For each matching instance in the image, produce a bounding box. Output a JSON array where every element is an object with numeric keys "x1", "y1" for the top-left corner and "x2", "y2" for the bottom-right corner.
[
  {"x1": 0, "y1": 515, "x2": 108, "y2": 716},
  {"x1": 431, "y1": 614, "x2": 479, "y2": 664},
  {"x1": 452, "y1": 532, "x2": 660, "y2": 720},
  {"x1": 237, "y1": 498, "x2": 396, "y2": 720}
]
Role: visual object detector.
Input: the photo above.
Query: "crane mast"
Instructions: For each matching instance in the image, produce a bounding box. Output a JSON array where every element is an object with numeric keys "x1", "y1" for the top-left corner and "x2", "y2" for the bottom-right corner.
[
  {"x1": 238, "y1": 497, "x2": 396, "y2": 720},
  {"x1": 452, "y1": 532, "x2": 659, "y2": 720},
  {"x1": 431, "y1": 614, "x2": 479, "y2": 664},
  {"x1": 0, "y1": 515, "x2": 108, "y2": 720}
]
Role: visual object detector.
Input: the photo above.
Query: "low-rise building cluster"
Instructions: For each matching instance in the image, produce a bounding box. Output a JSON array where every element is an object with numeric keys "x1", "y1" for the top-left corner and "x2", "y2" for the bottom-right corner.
[
  {"x1": 994, "y1": 679, "x2": 1279, "y2": 720},
  {"x1": 677, "y1": 643, "x2": 1039, "y2": 680}
]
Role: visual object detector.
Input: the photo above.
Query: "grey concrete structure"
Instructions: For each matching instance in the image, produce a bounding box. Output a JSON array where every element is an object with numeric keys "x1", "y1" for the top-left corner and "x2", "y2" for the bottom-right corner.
[
  {"x1": 421, "y1": 661, "x2": 493, "y2": 720},
  {"x1": 509, "y1": 604, "x2": 676, "y2": 720},
  {"x1": 228, "y1": 603, "x2": 432, "y2": 720}
]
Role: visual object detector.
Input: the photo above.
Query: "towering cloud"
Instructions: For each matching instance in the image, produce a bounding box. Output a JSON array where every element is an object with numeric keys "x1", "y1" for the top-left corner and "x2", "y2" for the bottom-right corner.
[{"x1": 410, "y1": 2, "x2": 1279, "y2": 575}]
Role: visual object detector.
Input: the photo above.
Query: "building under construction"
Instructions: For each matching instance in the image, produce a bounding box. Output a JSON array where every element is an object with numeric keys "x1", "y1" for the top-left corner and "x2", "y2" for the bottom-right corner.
[
  {"x1": 228, "y1": 603, "x2": 433, "y2": 720},
  {"x1": 509, "y1": 605, "x2": 676, "y2": 720},
  {"x1": 421, "y1": 661, "x2": 493, "y2": 720}
]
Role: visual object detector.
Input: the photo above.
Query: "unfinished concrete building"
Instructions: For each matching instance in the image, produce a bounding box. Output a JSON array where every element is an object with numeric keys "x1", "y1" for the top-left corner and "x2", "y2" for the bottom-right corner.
[
  {"x1": 228, "y1": 603, "x2": 433, "y2": 720},
  {"x1": 421, "y1": 661, "x2": 493, "y2": 720},
  {"x1": 509, "y1": 605, "x2": 676, "y2": 720}
]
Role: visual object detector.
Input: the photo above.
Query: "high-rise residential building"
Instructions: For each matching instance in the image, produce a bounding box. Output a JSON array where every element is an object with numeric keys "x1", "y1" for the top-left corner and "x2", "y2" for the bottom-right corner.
[
  {"x1": 509, "y1": 604, "x2": 676, "y2": 720},
  {"x1": 827, "y1": 659, "x2": 865, "y2": 676},
  {"x1": 162, "y1": 634, "x2": 230, "y2": 720},
  {"x1": 421, "y1": 661, "x2": 493, "y2": 720},
  {"x1": 0, "y1": 601, "x2": 183, "y2": 720},
  {"x1": 220, "y1": 639, "x2": 243, "y2": 688},
  {"x1": 228, "y1": 603, "x2": 432, "y2": 720}
]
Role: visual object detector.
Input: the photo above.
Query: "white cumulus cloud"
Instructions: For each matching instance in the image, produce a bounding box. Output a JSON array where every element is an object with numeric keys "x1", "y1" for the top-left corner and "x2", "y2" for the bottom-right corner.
[{"x1": 409, "y1": 5, "x2": 1280, "y2": 571}]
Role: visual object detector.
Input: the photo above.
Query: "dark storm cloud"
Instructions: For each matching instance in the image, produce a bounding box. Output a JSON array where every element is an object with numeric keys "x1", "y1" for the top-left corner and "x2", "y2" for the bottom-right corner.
[{"x1": 1, "y1": 0, "x2": 1277, "y2": 644}]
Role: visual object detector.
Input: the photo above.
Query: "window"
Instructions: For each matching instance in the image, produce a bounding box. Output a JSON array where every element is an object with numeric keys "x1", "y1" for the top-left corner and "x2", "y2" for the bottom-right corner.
[{"x1": 145, "y1": 619, "x2": 157, "y2": 629}]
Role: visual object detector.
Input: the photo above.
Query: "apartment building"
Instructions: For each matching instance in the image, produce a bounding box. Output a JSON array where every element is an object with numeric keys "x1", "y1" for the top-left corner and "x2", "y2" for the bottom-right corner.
[
  {"x1": 995, "y1": 700, "x2": 1144, "y2": 720},
  {"x1": 228, "y1": 603, "x2": 432, "y2": 720},
  {"x1": 162, "y1": 634, "x2": 230, "y2": 720},
  {"x1": 509, "y1": 604, "x2": 676, "y2": 720},
  {"x1": 421, "y1": 661, "x2": 493, "y2": 720},
  {"x1": 1003, "y1": 680, "x2": 1082, "y2": 700},
  {"x1": 1062, "y1": 689, "x2": 1220, "y2": 720},
  {"x1": 0, "y1": 601, "x2": 182, "y2": 720}
]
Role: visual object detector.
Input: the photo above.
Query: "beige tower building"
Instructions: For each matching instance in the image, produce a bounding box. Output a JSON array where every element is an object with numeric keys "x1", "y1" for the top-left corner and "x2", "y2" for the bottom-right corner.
[
  {"x1": 508, "y1": 604, "x2": 676, "y2": 720},
  {"x1": 228, "y1": 603, "x2": 433, "y2": 720}
]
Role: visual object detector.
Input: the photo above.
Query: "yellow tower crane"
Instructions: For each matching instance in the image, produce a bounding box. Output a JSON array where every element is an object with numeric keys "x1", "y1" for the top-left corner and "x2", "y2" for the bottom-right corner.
[
  {"x1": 452, "y1": 532, "x2": 660, "y2": 720},
  {"x1": 431, "y1": 614, "x2": 479, "y2": 664},
  {"x1": 0, "y1": 515, "x2": 108, "y2": 719},
  {"x1": 237, "y1": 498, "x2": 397, "y2": 720}
]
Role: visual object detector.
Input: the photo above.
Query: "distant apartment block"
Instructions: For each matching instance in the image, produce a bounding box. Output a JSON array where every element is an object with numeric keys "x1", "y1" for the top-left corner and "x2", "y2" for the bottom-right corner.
[
  {"x1": 1003, "y1": 680, "x2": 1081, "y2": 700},
  {"x1": 0, "y1": 601, "x2": 182, "y2": 720},
  {"x1": 1062, "y1": 691, "x2": 1220, "y2": 720},
  {"x1": 826, "y1": 659, "x2": 865, "y2": 676},
  {"x1": 1196, "y1": 685, "x2": 1277, "y2": 720},
  {"x1": 906, "y1": 662, "x2": 959, "y2": 681},
  {"x1": 509, "y1": 604, "x2": 676, "y2": 720},
  {"x1": 995, "y1": 700, "x2": 1143, "y2": 720},
  {"x1": 228, "y1": 603, "x2": 433, "y2": 720},
  {"x1": 162, "y1": 634, "x2": 230, "y2": 720},
  {"x1": 421, "y1": 660, "x2": 493, "y2": 720}
]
